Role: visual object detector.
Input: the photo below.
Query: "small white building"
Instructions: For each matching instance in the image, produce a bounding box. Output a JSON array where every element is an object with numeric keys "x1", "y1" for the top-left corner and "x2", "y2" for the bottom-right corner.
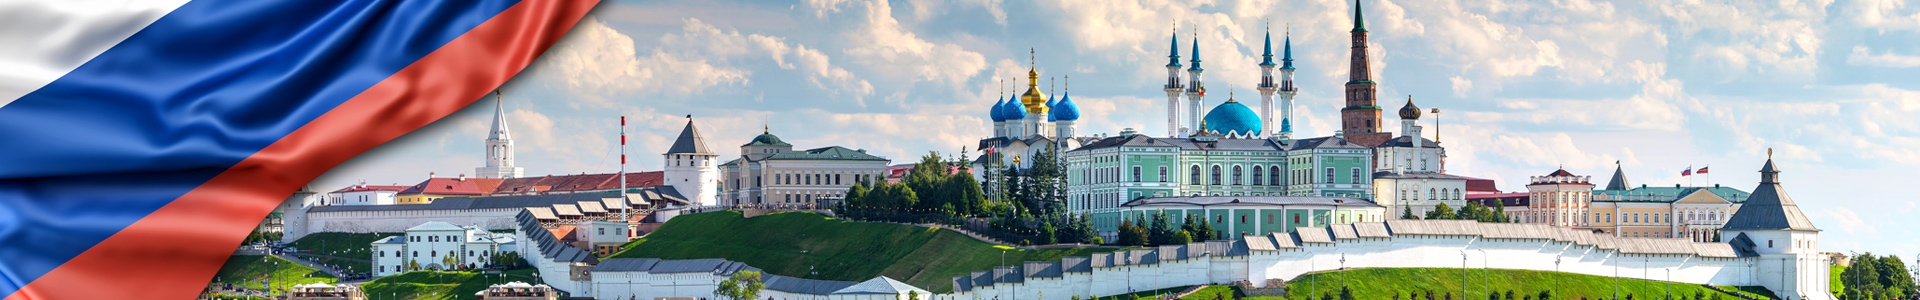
[
  {"x1": 327, "y1": 184, "x2": 407, "y2": 206},
  {"x1": 576, "y1": 220, "x2": 632, "y2": 257},
  {"x1": 371, "y1": 221, "x2": 517, "y2": 276}
]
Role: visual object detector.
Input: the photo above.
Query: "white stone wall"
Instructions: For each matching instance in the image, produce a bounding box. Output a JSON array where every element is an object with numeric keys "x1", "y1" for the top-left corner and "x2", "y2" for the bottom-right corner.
[{"x1": 286, "y1": 208, "x2": 522, "y2": 241}]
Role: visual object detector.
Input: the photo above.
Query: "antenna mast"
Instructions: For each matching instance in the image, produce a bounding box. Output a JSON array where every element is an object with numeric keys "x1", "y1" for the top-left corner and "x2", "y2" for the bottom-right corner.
[{"x1": 620, "y1": 116, "x2": 628, "y2": 222}]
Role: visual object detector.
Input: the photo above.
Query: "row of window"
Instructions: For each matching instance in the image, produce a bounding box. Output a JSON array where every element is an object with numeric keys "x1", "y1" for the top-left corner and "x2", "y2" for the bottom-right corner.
[
  {"x1": 1399, "y1": 188, "x2": 1463, "y2": 201},
  {"x1": 409, "y1": 235, "x2": 461, "y2": 243},
  {"x1": 378, "y1": 249, "x2": 493, "y2": 258}
]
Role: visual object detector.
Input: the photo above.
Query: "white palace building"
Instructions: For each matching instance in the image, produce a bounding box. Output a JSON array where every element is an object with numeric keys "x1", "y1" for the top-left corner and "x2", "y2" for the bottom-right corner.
[{"x1": 525, "y1": 157, "x2": 1830, "y2": 300}]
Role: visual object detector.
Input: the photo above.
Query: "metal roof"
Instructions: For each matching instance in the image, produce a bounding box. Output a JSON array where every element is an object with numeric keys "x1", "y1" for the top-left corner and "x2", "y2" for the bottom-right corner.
[
  {"x1": 832, "y1": 277, "x2": 926, "y2": 295},
  {"x1": 577, "y1": 201, "x2": 607, "y2": 214},
  {"x1": 765, "y1": 275, "x2": 857, "y2": 295},
  {"x1": 665, "y1": 117, "x2": 714, "y2": 155},
  {"x1": 406, "y1": 221, "x2": 466, "y2": 232},
  {"x1": 1721, "y1": 159, "x2": 1818, "y2": 231},
  {"x1": 1023, "y1": 261, "x2": 1062, "y2": 278},
  {"x1": 552, "y1": 204, "x2": 581, "y2": 216}
]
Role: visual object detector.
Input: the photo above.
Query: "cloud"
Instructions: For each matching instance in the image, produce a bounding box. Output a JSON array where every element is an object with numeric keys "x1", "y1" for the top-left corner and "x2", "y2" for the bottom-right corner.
[
  {"x1": 539, "y1": 17, "x2": 749, "y2": 106},
  {"x1": 1820, "y1": 207, "x2": 1876, "y2": 234},
  {"x1": 840, "y1": 0, "x2": 989, "y2": 92},
  {"x1": 1846, "y1": 46, "x2": 1920, "y2": 67}
]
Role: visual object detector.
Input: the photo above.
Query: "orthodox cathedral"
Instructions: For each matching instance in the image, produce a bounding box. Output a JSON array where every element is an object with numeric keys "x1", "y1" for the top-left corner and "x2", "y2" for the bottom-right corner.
[{"x1": 976, "y1": 50, "x2": 1094, "y2": 172}]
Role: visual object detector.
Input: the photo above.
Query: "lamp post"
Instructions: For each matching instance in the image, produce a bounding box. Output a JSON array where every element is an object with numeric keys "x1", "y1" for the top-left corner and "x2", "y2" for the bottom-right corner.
[{"x1": 1461, "y1": 251, "x2": 1468, "y2": 300}]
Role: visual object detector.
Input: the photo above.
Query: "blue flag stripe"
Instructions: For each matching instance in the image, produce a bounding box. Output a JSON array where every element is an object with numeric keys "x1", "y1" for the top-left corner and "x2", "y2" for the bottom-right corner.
[{"x1": 0, "y1": 0, "x2": 523, "y2": 294}]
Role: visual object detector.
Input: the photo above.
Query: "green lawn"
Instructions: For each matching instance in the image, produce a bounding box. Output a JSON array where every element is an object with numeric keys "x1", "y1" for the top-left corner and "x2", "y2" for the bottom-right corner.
[
  {"x1": 609, "y1": 211, "x2": 1116, "y2": 293},
  {"x1": 210, "y1": 255, "x2": 336, "y2": 291},
  {"x1": 289, "y1": 232, "x2": 400, "y2": 273},
  {"x1": 1264, "y1": 268, "x2": 1773, "y2": 300},
  {"x1": 360, "y1": 269, "x2": 543, "y2": 300}
]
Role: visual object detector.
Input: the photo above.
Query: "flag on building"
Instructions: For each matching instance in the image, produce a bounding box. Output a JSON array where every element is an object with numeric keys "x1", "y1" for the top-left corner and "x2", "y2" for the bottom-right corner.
[
  {"x1": 1682, "y1": 166, "x2": 1693, "y2": 176},
  {"x1": 1697, "y1": 166, "x2": 1709, "y2": 174},
  {"x1": 0, "y1": 1, "x2": 598, "y2": 299}
]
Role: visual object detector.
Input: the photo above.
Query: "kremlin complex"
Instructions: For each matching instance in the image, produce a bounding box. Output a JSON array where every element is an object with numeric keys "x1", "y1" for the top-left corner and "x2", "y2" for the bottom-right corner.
[{"x1": 265, "y1": 1, "x2": 1837, "y2": 300}]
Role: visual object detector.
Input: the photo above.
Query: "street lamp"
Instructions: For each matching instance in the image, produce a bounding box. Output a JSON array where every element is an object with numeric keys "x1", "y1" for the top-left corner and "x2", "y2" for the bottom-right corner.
[{"x1": 1460, "y1": 251, "x2": 1468, "y2": 300}]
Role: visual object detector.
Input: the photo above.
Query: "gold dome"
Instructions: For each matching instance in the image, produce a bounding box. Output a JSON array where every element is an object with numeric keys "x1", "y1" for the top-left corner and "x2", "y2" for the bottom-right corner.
[{"x1": 1020, "y1": 50, "x2": 1048, "y2": 114}]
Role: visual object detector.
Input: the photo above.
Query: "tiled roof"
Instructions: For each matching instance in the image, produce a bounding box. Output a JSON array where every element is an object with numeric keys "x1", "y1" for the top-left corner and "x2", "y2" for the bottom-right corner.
[
  {"x1": 310, "y1": 187, "x2": 685, "y2": 213},
  {"x1": 492, "y1": 172, "x2": 663, "y2": 195},
  {"x1": 762, "y1": 146, "x2": 889, "y2": 161},
  {"x1": 400, "y1": 177, "x2": 504, "y2": 195}
]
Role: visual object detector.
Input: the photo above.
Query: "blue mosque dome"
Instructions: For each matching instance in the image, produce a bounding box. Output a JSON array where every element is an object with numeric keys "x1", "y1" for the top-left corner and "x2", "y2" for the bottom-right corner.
[
  {"x1": 990, "y1": 97, "x2": 1008, "y2": 122},
  {"x1": 1046, "y1": 95, "x2": 1058, "y2": 122},
  {"x1": 1051, "y1": 91, "x2": 1080, "y2": 122},
  {"x1": 1201, "y1": 98, "x2": 1261, "y2": 137},
  {"x1": 999, "y1": 94, "x2": 1026, "y2": 121}
]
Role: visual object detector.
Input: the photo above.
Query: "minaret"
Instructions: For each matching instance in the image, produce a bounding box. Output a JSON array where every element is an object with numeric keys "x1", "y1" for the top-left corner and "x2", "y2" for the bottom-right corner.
[
  {"x1": 1185, "y1": 29, "x2": 1206, "y2": 134},
  {"x1": 1164, "y1": 26, "x2": 1186, "y2": 138},
  {"x1": 1278, "y1": 27, "x2": 1299, "y2": 138},
  {"x1": 1257, "y1": 23, "x2": 1277, "y2": 139},
  {"x1": 1343, "y1": 0, "x2": 1384, "y2": 138},
  {"x1": 477, "y1": 90, "x2": 523, "y2": 178}
]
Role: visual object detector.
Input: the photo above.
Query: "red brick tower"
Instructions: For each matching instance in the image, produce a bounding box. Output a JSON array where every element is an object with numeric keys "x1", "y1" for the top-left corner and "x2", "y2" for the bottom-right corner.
[{"x1": 1342, "y1": 0, "x2": 1391, "y2": 146}]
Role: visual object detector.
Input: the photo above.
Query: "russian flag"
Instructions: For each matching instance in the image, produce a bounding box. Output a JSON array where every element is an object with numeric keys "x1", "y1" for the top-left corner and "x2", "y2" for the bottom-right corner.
[{"x1": 0, "y1": 1, "x2": 597, "y2": 299}]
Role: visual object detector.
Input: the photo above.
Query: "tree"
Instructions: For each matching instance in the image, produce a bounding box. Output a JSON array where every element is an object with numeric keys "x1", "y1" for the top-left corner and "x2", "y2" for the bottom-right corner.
[
  {"x1": 1173, "y1": 230, "x2": 1193, "y2": 244},
  {"x1": 1425, "y1": 203, "x2": 1457, "y2": 220},
  {"x1": 1340, "y1": 286, "x2": 1356, "y2": 300},
  {"x1": 1148, "y1": 210, "x2": 1175, "y2": 246},
  {"x1": 1536, "y1": 290, "x2": 1551, "y2": 300},
  {"x1": 714, "y1": 270, "x2": 765, "y2": 300},
  {"x1": 1038, "y1": 220, "x2": 1058, "y2": 245},
  {"x1": 908, "y1": 291, "x2": 921, "y2": 300},
  {"x1": 1505, "y1": 291, "x2": 1514, "y2": 300},
  {"x1": 1403, "y1": 206, "x2": 1417, "y2": 220}
]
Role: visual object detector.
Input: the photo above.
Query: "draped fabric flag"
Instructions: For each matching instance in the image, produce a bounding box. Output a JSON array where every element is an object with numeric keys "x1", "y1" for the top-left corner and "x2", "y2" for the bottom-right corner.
[
  {"x1": 0, "y1": 1, "x2": 598, "y2": 299},
  {"x1": 1682, "y1": 166, "x2": 1693, "y2": 176}
]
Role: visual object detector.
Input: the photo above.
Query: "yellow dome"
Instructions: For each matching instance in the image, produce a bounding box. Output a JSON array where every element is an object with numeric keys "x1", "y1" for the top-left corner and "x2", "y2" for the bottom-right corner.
[{"x1": 1021, "y1": 67, "x2": 1047, "y2": 114}]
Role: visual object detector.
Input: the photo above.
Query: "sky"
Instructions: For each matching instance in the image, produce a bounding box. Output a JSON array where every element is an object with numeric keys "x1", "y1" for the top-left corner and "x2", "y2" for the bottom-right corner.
[{"x1": 314, "y1": 0, "x2": 1920, "y2": 257}]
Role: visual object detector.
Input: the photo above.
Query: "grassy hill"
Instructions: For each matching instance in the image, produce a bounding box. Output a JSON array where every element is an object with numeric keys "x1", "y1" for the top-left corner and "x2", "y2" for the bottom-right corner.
[
  {"x1": 359, "y1": 269, "x2": 540, "y2": 300},
  {"x1": 609, "y1": 211, "x2": 1116, "y2": 293},
  {"x1": 1205, "y1": 268, "x2": 1779, "y2": 300},
  {"x1": 210, "y1": 255, "x2": 336, "y2": 291},
  {"x1": 289, "y1": 232, "x2": 401, "y2": 273}
]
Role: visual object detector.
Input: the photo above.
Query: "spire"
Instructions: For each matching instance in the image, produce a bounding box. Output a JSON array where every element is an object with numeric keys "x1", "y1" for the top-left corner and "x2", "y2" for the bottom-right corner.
[
  {"x1": 1353, "y1": 0, "x2": 1367, "y2": 32},
  {"x1": 1604, "y1": 161, "x2": 1631, "y2": 190},
  {"x1": 1226, "y1": 85, "x2": 1236, "y2": 102},
  {"x1": 489, "y1": 90, "x2": 510, "y2": 140},
  {"x1": 1188, "y1": 25, "x2": 1203, "y2": 71},
  {"x1": 1167, "y1": 25, "x2": 1182, "y2": 67},
  {"x1": 1259, "y1": 22, "x2": 1276, "y2": 67},
  {"x1": 1281, "y1": 26, "x2": 1295, "y2": 70}
]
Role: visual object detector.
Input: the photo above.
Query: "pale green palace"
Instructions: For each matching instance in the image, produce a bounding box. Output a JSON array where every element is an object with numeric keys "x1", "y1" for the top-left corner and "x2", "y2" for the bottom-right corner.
[{"x1": 1064, "y1": 130, "x2": 1375, "y2": 237}]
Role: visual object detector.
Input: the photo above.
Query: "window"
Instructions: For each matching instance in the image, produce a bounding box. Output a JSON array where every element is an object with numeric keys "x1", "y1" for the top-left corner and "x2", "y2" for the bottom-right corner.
[
  {"x1": 1429, "y1": 188, "x2": 1436, "y2": 200},
  {"x1": 1240, "y1": 215, "x2": 1247, "y2": 223},
  {"x1": 1190, "y1": 165, "x2": 1201, "y2": 184},
  {"x1": 1132, "y1": 166, "x2": 1142, "y2": 182},
  {"x1": 380, "y1": 251, "x2": 386, "y2": 257},
  {"x1": 1266, "y1": 215, "x2": 1273, "y2": 224},
  {"x1": 1294, "y1": 215, "x2": 1300, "y2": 223},
  {"x1": 1159, "y1": 167, "x2": 1169, "y2": 182},
  {"x1": 1251, "y1": 166, "x2": 1263, "y2": 186},
  {"x1": 1270, "y1": 166, "x2": 1281, "y2": 185},
  {"x1": 432, "y1": 251, "x2": 438, "y2": 257},
  {"x1": 598, "y1": 228, "x2": 605, "y2": 235},
  {"x1": 1351, "y1": 168, "x2": 1362, "y2": 183},
  {"x1": 1231, "y1": 166, "x2": 1243, "y2": 185},
  {"x1": 1324, "y1": 167, "x2": 1335, "y2": 183},
  {"x1": 1211, "y1": 166, "x2": 1223, "y2": 185},
  {"x1": 412, "y1": 251, "x2": 418, "y2": 257}
]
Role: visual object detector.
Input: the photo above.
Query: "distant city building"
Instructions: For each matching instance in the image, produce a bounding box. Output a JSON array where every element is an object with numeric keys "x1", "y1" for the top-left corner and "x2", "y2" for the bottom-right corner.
[
  {"x1": 1063, "y1": 131, "x2": 1375, "y2": 236},
  {"x1": 372, "y1": 221, "x2": 517, "y2": 276},
  {"x1": 574, "y1": 220, "x2": 631, "y2": 257},
  {"x1": 1524, "y1": 168, "x2": 1594, "y2": 228},
  {"x1": 1477, "y1": 164, "x2": 1751, "y2": 242},
  {"x1": 1369, "y1": 99, "x2": 1465, "y2": 218},
  {"x1": 975, "y1": 50, "x2": 1095, "y2": 175},
  {"x1": 477, "y1": 91, "x2": 525, "y2": 179},
  {"x1": 396, "y1": 175, "x2": 502, "y2": 204},
  {"x1": 720, "y1": 129, "x2": 890, "y2": 206}
]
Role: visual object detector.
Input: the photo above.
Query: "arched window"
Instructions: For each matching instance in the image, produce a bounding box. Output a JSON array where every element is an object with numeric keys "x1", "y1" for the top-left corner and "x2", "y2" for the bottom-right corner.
[
  {"x1": 1232, "y1": 166, "x2": 1243, "y2": 185},
  {"x1": 1429, "y1": 188, "x2": 1436, "y2": 200},
  {"x1": 1211, "y1": 166, "x2": 1223, "y2": 185},
  {"x1": 1270, "y1": 166, "x2": 1281, "y2": 185},
  {"x1": 1251, "y1": 166, "x2": 1263, "y2": 186},
  {"x1": 1190, "y1": 165, "x2": 1202, "y2": 184}
]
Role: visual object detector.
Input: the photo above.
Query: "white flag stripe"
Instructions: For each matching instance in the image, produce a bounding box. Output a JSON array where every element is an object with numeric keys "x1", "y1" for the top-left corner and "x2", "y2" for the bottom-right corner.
[{"x1": 0, "y1": 0, "x2": 192, "y2": 109}]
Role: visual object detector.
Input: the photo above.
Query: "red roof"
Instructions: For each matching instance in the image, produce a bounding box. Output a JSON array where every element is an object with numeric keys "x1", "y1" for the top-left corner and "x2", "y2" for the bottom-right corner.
[
  {"x1": 1449, "y1": 175, "x2": 1500, "y2": 193},
  {"x1": 491, "y1": 172, "x2": 663, "y2": 195},
  {"x1": 400, "y1": 177, "x2": 504, "y2": 195},
  {"x1": 329, "y1": 185, "x2": 409, "y2": 194},
  {"x1": 1545, "y1": 169, "x2": 1577, "y2": 177}
]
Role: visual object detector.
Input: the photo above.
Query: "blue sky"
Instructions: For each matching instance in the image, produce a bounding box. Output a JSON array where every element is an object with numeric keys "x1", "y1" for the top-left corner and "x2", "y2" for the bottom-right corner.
[{"x1": 315, "y1": 0, "x2": 1920, "y2": 257}]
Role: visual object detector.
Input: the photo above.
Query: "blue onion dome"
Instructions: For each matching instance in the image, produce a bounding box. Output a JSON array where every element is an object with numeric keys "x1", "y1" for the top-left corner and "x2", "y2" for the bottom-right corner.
[
  {"x1": 990, "y1": 97, "x2": 1008, "y2": 122},
  {"x1": 1045, "y1": 94, "x2": 1059, "y2": 122},
  {"x1": 1051, "y1": 91, "x2": 1080, "y2": 122},
  {"x1": 1201, "y1": 98, "x2": 1262, "y2": 137},
  {"x1": 999, "y1": 94, "x2": 1026, "y2": 120},
  {"x1": 1280, "y1": 118, "x2": 1293, "y2": 132}
]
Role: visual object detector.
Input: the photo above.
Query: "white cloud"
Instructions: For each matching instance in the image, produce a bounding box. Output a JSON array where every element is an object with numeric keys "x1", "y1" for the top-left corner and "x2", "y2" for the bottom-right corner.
[
  {"x1": 1820, "y1": 207, "x2": 1876, "y2": 234},
  {"x1": 1846, "y1": 45, "x2": 1920, "y2": 67},
  {"x1": 840, "y1": 0, "x2": 989, "y2": 92},
  {"x1": 539, "y1": 17, "x2": 749, "y2": 106}
]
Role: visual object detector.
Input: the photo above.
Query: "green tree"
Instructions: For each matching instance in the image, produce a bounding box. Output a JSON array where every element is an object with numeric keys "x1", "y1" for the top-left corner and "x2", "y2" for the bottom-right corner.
[
  {"x1": 1038, "y1": 220, "x2": 1058, "y2": 244},
  {"x1": 1536, "y1": 290, "x2": 1551, "y2": 300},
  {"x1": 1173, "y1": 230, "x2": 1193, "y2": 244},
  {"x1": 1425, "y1": 203, "x2": 1457, "y2": 220},
  {"x1": 1340, "y1": 286, "x2": 1356, "y2": 300},
  {"x1": 1403, "y1": 206, "x2": 1417, "y2": 220},
  {"x1": 715, "y1": 270, "x2": 766, "y2": 300}
]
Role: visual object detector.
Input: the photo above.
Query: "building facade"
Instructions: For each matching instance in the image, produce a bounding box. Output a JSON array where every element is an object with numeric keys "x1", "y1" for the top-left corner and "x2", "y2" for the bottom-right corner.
[
  {"x1": 1064, "y1": 131, "x2": 1375, "y2": 236},
  {"x1": 371, "y1": 221, "x2": 517, "y2": 276},
  {"x1": 1118, "y1": 196, "x2": 1385, "y2": 239},
  {"x1": 328, "y1": 184, "x2": 407, "y2": 206},
  {"x1": 720, "y1": 130, "x2": 890, "y2": 207},
  {"x1": 664, "y1": 116, "x2": 722, "y2": 207}
]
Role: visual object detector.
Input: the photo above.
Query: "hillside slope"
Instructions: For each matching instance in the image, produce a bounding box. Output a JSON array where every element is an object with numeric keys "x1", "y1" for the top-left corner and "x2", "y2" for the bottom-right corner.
[
  {"x1": 1276, "y1": 268, "x2": 1777, "y2": 300},
  {"x1": 610, "y1": 211, "x2": 1114, "y2": 293}
]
